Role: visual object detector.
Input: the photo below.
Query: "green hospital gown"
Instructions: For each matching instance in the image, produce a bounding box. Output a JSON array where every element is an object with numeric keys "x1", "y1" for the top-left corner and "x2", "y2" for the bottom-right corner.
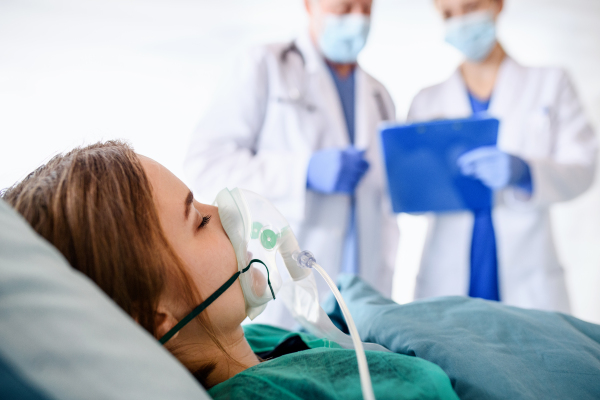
[{"x1": 208, "y1": 324, "x2": 459, "y2": 400}]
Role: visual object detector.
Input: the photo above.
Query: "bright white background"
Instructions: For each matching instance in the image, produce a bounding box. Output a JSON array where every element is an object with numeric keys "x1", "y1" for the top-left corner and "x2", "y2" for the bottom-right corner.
[{"x1": 1, "y1": 0, "x2": 599, "y2": 322}]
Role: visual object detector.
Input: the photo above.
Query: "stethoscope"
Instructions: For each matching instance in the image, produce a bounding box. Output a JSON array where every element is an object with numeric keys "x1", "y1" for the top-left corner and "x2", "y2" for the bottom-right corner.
[
  {"x1": 277, "y1": 42, "x2": 317, "y2": 112},
  {"x1": 277, "y1": 41, "x2": 390, "y2": 121}
]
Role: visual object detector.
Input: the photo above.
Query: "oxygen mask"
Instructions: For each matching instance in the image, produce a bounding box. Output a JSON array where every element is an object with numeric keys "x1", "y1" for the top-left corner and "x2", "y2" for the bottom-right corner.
[{"x1": 214, "y1": 187, "x2": 302, "y2": 319}]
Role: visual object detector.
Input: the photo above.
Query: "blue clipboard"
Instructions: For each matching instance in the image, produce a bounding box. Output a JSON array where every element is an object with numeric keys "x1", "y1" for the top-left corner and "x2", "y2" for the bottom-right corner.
[{"x1": 380, "y1": 117, "x2": 499, "y2": 213}]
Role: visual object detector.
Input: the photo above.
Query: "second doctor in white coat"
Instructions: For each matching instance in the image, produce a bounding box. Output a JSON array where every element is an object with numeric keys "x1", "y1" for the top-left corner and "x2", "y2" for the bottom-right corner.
[
  {"x1": 408, "y1": 0, "x2": 597, "y2": 312},
  {"x1": 185, "y1": 0, "x2": 398, "y2": 328}
]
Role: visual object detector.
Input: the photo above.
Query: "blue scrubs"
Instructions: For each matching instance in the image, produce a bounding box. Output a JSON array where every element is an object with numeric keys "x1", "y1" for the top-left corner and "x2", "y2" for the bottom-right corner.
[
  {"x1": 327, "y1": 65, "x2": 358, "y2": 275},
  {"x1": 468, "y1": 92, "x2": 500, "y2": 301}
]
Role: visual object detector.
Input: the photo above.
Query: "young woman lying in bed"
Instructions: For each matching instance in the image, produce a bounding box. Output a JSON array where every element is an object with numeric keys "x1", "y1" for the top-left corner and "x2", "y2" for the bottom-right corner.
[
  {"x1": 6, "y1": 141, "x2": 600, "y2": 400},
  {"x1": 2, "y1": 141, "x2": 458, "y2": 400}
]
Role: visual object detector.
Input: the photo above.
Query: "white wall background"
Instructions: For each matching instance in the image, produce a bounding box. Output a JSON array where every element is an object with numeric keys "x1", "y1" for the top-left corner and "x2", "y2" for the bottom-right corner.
[{"x1": 1, "y1": 0, "x2": 599, "y2": 322}]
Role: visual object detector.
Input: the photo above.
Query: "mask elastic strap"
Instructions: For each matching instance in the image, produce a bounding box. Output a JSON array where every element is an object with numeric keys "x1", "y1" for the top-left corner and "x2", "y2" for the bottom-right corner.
[
  {"x1": 159, "y1": 259, "x2": 274, "y2": 345},
  {"x1": 245, "y1": 259, "x2": 276, "y2": 300}
]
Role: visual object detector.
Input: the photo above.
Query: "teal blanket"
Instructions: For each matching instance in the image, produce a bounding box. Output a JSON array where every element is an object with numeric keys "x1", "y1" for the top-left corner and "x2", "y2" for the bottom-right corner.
[{"x1": 325, "y1": 275, "x2": 600, "y2": 400}]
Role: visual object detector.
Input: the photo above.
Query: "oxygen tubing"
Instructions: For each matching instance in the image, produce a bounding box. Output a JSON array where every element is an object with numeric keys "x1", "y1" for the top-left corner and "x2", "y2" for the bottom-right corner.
[{"x1": 312, "y1": 262, "x2": 376, "y2": 400}]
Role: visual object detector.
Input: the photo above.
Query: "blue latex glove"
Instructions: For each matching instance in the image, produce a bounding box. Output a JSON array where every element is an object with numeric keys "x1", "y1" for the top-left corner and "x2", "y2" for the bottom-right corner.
[
  {"x1": 307, "y1": 147, "x2": 370, "y2": 194},
  {"x1": 457, "y1": 146, "x2": 532, "y2": 192}
]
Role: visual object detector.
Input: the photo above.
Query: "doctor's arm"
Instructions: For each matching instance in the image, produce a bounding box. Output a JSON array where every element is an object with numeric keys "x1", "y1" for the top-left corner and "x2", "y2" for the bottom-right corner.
[
  {"x1": 509, "y1": 72, "x2": 597, "y2": 207},
  {"x1": 184, "y1": 49, "x2": 312, "y2": 219}
]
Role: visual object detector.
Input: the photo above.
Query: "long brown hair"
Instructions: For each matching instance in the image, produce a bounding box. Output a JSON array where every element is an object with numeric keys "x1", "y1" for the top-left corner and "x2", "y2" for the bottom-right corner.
[{"x1": 1, "y1": 141, "x2": 222, "y2": 386}]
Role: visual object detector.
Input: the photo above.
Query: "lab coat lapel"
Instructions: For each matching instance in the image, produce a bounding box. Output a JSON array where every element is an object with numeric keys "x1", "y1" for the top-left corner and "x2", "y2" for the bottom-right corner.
[
  {"x1": 442, "y1": 69, "x2": 472, "y2": 119},
  {"x1": 487, "y1": 56, "x2": 528, "y2": 151},
  {"x1": 443, "y1": 58, "x2": 519, "y2": 120},
  {"x1": 442, "y1": 58, "x2": 525, "y2": 150},
  {"x1": 487, "y1": 56, "x2": 521, "y2": 116},
  {"x1": 295, "y1": 33, "x2": 349, "y2": 148}
]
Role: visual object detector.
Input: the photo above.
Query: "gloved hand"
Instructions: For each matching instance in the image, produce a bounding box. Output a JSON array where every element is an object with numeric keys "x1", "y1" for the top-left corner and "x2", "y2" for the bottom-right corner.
[
  {"x1": 307, "y1": 147, "x2": 370, "y2": 195},
  {"x1": 457, "y1": 146, "x2": 532, "y2": 192}
]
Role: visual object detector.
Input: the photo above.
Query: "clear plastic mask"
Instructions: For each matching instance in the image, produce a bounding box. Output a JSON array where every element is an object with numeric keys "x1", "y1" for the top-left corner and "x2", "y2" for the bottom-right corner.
[{"x1": 214, "y1": 188, "x2": 290, "y2": 319}]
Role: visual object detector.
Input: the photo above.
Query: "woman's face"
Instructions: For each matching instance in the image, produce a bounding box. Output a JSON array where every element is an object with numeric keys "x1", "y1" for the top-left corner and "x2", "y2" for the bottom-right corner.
[
  {"x1": 436, "y1": 0, "x2": 501, "y2": 20},
  {"x1": 139, "y1": 155, "x2": 246, "y2": 335}
]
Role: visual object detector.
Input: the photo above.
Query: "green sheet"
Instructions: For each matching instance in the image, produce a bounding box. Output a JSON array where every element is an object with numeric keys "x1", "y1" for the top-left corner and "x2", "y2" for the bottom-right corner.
[
  {"x1": 325, "y1": 274, "x2": 600, "y2": 400},
  {"x1": 208, "y1": 324, "x2": 459, "y2": 400}
]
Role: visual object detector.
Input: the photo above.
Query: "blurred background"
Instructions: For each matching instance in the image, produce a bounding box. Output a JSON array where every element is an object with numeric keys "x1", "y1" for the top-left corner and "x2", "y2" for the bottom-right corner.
[{"x1": 1, "y1": 0, "x2": 599, "y2": 322}]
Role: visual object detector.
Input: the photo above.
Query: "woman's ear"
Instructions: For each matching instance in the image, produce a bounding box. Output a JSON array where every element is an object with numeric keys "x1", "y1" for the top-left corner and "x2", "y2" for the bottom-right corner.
[{"x1": 154, "y1": 304, "x2": 181, "y2": 342}]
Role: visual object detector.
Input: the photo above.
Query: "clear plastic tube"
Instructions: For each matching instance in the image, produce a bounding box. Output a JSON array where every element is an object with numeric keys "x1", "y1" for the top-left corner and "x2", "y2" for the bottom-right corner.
[{"x1": 312, "y1": 262, "x2": 376, "y2": 400}]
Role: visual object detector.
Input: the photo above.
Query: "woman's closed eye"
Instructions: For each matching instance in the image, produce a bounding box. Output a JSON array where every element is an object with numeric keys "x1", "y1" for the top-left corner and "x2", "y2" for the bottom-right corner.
[{"x1": 197, "y1": 214, "x2": 211, "y2": 231}]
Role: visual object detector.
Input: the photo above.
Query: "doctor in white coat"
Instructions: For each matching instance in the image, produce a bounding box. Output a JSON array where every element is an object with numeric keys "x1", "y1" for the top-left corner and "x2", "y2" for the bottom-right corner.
[
  {"x1": 185, "y1": 0, "x2": 399, "y2": 328},
  {"x1": 408, "y1": 0, "x2": 597, "y2": 312}
]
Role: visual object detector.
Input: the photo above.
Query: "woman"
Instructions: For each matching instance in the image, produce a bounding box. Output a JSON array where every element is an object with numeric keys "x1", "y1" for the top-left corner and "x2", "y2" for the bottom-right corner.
[
  {"x1": 2, "y1": 141, "x2": 458, "y2": 399},
  {"x1": 408, "y1": 0, "x2": 596, "y2": 311}
]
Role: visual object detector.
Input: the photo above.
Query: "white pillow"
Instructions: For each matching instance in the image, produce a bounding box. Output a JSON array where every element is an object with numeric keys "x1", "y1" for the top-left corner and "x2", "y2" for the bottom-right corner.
[{"x1": 0, "y1": 199, "x2": 211, "y2": 400}]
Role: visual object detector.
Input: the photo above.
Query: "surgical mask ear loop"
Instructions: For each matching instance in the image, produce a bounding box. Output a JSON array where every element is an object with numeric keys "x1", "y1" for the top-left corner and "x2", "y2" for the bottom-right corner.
[{"x1": 159, "y1": 259, "x2": 274, "y2": 345}]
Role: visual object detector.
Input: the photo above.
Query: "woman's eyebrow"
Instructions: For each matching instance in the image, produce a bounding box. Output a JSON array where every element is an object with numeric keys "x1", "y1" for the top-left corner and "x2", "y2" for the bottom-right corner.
[{"x1": 184, "y1": 190, "x2": 194, "y2": 220}]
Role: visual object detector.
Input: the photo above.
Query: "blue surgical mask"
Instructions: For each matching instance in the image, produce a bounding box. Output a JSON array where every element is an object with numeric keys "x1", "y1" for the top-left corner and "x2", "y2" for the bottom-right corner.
[
  {"x1": 444, "y1": 11, "x2": 497, "y2": 62},
  {"x1": 318, "y1": 13, "x2": 370, "y2": 64}
]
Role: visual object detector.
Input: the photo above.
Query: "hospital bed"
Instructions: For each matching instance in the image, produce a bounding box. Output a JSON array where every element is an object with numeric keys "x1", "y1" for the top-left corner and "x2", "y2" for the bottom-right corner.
[{"x1": 1, "y1": 198, "x2": 599, "y2": 400}]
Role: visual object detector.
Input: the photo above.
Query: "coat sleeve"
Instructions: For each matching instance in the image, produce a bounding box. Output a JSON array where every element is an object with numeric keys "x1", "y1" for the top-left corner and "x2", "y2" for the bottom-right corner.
[
  {"x1": 184, "y1": 47, "x2": 311, "y2": 219},
  {"x1": 505, "y1": 71, "x2": 597, "y2": 208}
]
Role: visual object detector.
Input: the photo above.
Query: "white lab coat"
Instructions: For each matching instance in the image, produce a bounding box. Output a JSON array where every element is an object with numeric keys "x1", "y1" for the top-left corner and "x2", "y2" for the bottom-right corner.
[
  {"x1": 408, "y1": 56, "x2": 597, "y2": 313},
  {"x1": 185, "y1": 32, "x2": 399, "y2": 328}
]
